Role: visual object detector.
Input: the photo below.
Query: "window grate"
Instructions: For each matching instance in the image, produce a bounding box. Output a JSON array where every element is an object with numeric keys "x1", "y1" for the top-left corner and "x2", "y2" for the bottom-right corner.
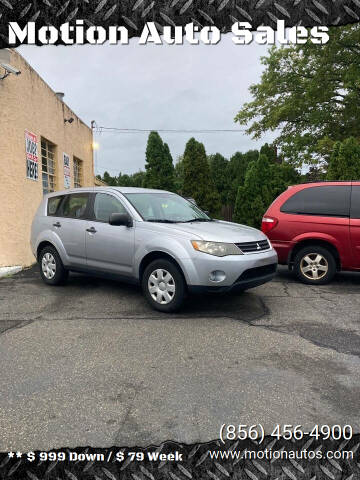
[
  {"x1": 41, "y1": 139, "x2": 56, "y2": 194},
  {"x1": 73, "y1": 157, "x2": 83, "y2": 188}
]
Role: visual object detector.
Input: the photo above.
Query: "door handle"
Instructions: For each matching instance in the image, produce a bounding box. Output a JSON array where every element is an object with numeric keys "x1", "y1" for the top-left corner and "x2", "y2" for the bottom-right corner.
[
  {"x1": 86, "y1": 227, "x2": 97, "y2": 233},
  {"x1": 53, "y1": 222, "x2": 61, "y2": 228}
]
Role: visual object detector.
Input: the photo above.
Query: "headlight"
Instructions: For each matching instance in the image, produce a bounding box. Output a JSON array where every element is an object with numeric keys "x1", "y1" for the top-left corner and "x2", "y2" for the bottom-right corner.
[{"x1": 191, "y1": 240, "x2": 243, "y2": 257}]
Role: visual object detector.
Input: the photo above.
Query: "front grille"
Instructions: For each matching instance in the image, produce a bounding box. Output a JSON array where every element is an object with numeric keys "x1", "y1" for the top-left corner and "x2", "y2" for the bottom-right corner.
[
  {"x1": 235, "y1": 239, "x2": 270, "y2": 253},
  {"x1": 236, "y1": 263, "x2": 277, "y2": 282}
]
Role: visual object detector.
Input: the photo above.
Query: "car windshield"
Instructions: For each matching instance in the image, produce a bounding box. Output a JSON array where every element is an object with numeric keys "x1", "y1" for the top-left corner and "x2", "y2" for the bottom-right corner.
[{"x1": 124, "y1": 193, "x2": 212, "y2": 223}]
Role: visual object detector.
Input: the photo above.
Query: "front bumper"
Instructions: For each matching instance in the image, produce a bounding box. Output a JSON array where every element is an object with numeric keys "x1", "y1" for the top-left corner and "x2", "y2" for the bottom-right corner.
[
  {"x1": 182, "y1": 247, "x2": 278, "y2": 291},
  {"x1": 188, "y1": 262, "x2": 277, "y2": 293}
]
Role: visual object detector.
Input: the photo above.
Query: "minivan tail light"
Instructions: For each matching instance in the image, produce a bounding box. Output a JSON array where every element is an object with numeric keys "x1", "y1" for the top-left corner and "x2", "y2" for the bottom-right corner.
[{"x1": 261, "y1": 216, "x2": 278, "y2": 234}]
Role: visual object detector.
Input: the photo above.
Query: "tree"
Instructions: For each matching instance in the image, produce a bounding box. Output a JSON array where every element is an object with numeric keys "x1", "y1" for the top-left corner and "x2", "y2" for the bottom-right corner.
[
  {"x1": 208, "y1": 153, "x2": 230, "y2": 205},
  {"x1": 102, "y1": 171, "x2": 117, "y2": 186},
  {"x1": 162, "y1": 143, "x2": 175, "y2": 191},
  {"x1": 235, "y1": 24, "x2": 360, "y2": 167},
  {"x1": 233, "y1": 154, "x2": 300, "y2": 227},
  {"x1": 144, "y1": 131, "x2": 175, "y2": 191},
  {"x1": 270, "y1": 162, "x2": 300, "y2": 198},
  {"x1": 327, "y1": 137, "x2": 360, "y2": 181},
  {"x1": 98, "y1": 169, "x2": 146, "y2": 187},
  {"x1": 131, "y1": 170, "x2": 146, "y2": 187},
  {"x1": 182, "y1": 138, "x2": 221, "y2": 216},
  {"x1": 233, "y1": 155, "x2": 273, "y2": 227},
  {"x1": 117, "y1": 172, "x2": 132, "y2": 187},
  {"x1": 260, "y1": 143, "x2": 278, "y2": 163},
  {"x1": 227, "y1": 150, "x2": 259, "y2": 206},
  {"x1": 174, "y1": 155, "x2": 184, "y2": 193},
  {"x1": 302, "y1": 166, "x2": 326, "y2": 183}
]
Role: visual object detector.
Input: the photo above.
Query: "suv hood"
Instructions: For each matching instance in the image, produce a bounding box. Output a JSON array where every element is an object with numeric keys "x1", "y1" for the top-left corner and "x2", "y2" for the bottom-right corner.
[{"x1": 156, "y1": 220, "x2": 267, "y2": 243}]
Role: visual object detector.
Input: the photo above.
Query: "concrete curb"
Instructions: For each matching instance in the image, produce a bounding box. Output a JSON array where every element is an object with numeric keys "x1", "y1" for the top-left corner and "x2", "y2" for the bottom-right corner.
[{"x1": 0, "y1": 266, "x2": 22, "y2": 278}]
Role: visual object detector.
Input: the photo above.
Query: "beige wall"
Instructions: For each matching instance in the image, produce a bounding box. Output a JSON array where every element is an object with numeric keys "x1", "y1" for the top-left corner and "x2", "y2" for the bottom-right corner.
[{"x1": 0, "y1": 49, "x2": 94, "y2": 267}]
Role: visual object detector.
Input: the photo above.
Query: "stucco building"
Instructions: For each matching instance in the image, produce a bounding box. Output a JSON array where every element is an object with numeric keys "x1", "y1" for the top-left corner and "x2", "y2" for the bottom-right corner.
[{"x1": 0, "y1": 48, "x2": 96, "y2": 267}]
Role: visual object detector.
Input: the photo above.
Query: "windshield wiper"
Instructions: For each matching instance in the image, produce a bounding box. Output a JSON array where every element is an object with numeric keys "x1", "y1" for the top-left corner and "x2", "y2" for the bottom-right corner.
[
  {"x1": 146, "y1": 219, "x2": 179, "y2": 223},
  {"x1": 181, "y1": 218, "x2": 213, "y2": 223}
]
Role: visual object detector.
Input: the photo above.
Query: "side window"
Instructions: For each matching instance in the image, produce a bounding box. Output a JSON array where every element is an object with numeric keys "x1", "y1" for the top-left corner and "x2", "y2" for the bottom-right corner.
[
  {"x1": 280, "y1": 186, "x2": 351, "y2": 217},
  {"x1": 351, "y1": 186, "x2": 360, "y2": 219},
  {"x1": 93, "y1": 193, "x2": 127, "y2": 222},
  {"x1": 61, "y1": 193, "x2": 89, "y2": 219},
  {"x1": 47, "y1": 196, "x2": 64, "y2": 216}
]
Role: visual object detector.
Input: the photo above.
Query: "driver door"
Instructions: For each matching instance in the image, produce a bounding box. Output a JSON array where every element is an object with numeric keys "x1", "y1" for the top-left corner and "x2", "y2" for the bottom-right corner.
[{"x1": 85, "y1": 192, "x2": 135, "y2": 276}]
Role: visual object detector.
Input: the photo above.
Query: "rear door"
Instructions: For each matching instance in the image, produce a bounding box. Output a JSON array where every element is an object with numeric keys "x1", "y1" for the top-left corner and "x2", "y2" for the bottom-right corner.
[
  {"x1": 55, "y1": 192, "x2": 90, "y2": 267},
  {"x1": 350, "y1": 185, "x2": 360, "y2": 268},
  {"x1": 85, "y1": 192, "x2": 135, "y2": 276},
  {"x1": 280, "y1": 185, "x2": 352, "y2": 267}
]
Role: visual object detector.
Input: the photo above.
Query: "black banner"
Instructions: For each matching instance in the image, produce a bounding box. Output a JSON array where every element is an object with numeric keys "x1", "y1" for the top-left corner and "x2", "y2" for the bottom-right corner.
[
  {"x1": 1, "y1": 437, "x2": 359, "y2": 479},
  {"x1": 1, "y1": 0, "x2": 360, "y2": 48}
]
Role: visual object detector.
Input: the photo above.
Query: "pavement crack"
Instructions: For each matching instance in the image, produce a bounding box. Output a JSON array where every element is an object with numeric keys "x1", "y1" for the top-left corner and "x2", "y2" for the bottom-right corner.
[
  {"x1": 0, "y1": 320, "x2": 34, "y2": 336},
  {"x1": 282, "y1": 281, "x2": 291, "y2": 297}
]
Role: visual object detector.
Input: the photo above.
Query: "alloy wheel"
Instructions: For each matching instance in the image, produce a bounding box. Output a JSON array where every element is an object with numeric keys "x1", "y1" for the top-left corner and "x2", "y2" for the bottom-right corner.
[{"x1": 300, "y1": 253, "x2": 328, "y2": 280}]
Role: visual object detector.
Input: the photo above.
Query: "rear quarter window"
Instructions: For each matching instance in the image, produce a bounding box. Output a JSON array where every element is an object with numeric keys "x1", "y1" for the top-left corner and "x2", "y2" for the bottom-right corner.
[
  {"x1": 351, "y1": 186, "x2": 360, "y2": 218},
  {"x1": 61, "y1": 193, "x2": 90, "y2": 219},
  {"x1": 47, "y1": 196, "x2": 64, "y2": 216},
  {"x1": 280, "y1": 186, "x2": 351, "y2": 217}
]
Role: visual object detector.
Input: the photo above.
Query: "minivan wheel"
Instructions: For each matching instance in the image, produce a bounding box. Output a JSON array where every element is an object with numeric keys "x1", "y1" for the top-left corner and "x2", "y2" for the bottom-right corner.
[
  {"x1": 142, "y1": 259, "x2": 186, "y2": 312},
  {"x1": 39, "y1": 245, "x2": 68, "y2": 285},
  {"x1": 293, "y1": 246, "x2": 336, "y2": 285}
]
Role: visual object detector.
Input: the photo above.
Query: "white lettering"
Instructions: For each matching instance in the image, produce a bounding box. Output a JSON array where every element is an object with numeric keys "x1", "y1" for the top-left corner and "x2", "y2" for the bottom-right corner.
[
  {"x1": 38, "y1": 25, "x2": 58, "y2": 44},
  {"x1": 231, "y1": 22, "x2": 252, "y2": 45},
  {"x1": 311, "y1": 26, "x2": 329, "y2": 44},
  {"x1": 8, "y1": 22, "x2": 35, "y2": 44},
  {"x1": 139, "y1": 22, "x2": 162, "y2": 44}
]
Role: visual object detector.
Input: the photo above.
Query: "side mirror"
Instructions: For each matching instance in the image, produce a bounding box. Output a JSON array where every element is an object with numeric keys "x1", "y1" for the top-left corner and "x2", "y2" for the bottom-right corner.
[{"x1": 109, "y1": 213, "x2": 133, "y2": 227}]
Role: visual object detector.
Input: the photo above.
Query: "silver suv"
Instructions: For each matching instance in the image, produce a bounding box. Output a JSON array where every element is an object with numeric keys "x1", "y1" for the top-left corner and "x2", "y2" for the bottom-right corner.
[{"x1": 31, "y1": 187, "x2": 277, "y2": 312}]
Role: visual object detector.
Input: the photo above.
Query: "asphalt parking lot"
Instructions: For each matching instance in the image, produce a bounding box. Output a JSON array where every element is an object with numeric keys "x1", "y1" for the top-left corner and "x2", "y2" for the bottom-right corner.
[{"x1": 1, "y1": 265, "x2": 360, "y2": 451}]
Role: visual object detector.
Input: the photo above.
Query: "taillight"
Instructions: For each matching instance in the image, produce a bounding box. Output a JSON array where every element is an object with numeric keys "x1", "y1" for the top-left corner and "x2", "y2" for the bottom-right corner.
[{"x1": 261, "y1": 216, "x2": 278, "y2": 234}]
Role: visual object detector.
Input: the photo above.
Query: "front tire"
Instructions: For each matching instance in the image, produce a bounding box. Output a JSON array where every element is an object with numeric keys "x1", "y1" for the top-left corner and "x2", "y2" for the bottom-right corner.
[
  {"x1": 39, "y1": 245, "x2": 68, "y2": 286},
  {"x1": 293, "y1": 245, "x2": 336, "y2": 285},
  {"x1": 142, "y1": 259, "x2": 186, "y2": 312}
]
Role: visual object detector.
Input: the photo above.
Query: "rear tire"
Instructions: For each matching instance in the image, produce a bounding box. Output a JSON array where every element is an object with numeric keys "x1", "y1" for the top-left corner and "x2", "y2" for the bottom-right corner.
[
  {"x1": 142, "y1": 259, "x2": 186, "y2": 312},
  {"x1": 39, "y1": 245, "x2": 68, "y2": 286},
  {"x1": 293, "y1": 245, "x2": 336, "y2": 285}
]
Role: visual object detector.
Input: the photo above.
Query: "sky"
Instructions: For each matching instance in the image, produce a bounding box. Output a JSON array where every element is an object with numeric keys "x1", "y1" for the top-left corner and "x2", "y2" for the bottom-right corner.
[{"x1": 18, "y1": 35, "x2": 276, "y2": 176}]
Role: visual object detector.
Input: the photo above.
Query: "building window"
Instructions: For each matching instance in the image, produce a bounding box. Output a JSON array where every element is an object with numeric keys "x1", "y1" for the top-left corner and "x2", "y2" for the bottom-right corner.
[
  {"x1": 41, "y1": 138, "x2": 56, "y2": 194},
  {"x1": 73, "y1": 157, "x2": 83, "y2": 188}
]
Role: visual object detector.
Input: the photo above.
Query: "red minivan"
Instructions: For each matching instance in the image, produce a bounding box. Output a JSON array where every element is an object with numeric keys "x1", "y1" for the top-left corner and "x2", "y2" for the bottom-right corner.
[{"x1": 262, "y1": 181, "x2": 360, "y2": 284}]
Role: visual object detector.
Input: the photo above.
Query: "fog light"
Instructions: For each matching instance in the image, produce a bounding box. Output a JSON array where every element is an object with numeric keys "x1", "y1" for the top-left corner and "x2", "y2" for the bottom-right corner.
[{"x1": 209, "y1": 270, "x2": 226, "y2": 282}]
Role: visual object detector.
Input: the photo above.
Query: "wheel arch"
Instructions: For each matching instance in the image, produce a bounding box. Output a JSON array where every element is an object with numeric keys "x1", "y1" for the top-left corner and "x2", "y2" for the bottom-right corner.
[
  {"x1": 139, "y1": 251, "x2": 187, "y2": 285},
  {"x1": 288, "y1": 239, "x2": 341, "y2": 271},
  {"x1": 37, "y1": 240, "x2": 58, "y2": 261}
]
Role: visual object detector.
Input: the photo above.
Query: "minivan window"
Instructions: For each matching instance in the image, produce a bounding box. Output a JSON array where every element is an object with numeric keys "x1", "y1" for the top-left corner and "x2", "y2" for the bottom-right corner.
[
  {"x1": 351, "y1": 186, "x2": 360, "y2": 219},
  {"x1": 280, "y1": 186, "x2": 351, "y2": 217},
  {"x1": 93, "y1": 193, "x2": 127, "y2": 222},
  {"x1": 124, "y1": 193, "x2": 210, "y2": 222},
  {"x1": 47, "y1": 196, "x2": 64, "y2": 216},
  {"x1": 61, "y1": 193, "x2": 89, "y2": 219}
]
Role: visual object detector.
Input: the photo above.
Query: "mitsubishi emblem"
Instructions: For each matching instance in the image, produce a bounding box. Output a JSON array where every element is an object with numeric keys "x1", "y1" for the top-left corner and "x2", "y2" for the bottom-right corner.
[{"x1": 256, "y1": 243, "x2": 261, "y2": 250}]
